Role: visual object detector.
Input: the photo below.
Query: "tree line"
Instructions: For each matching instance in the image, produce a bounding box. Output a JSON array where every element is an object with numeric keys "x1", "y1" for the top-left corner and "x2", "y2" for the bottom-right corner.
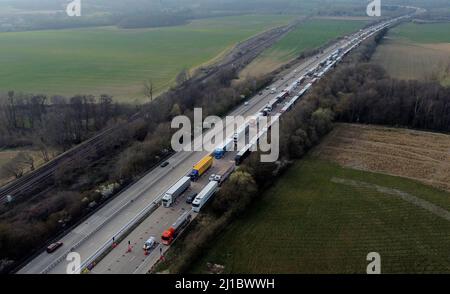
[{"x1": 0, "y1": 92, "x2": 131, "y2": 180}]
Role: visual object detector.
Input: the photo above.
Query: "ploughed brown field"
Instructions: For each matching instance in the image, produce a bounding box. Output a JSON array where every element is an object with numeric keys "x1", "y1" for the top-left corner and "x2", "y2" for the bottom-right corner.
[{"x1": 314, "y1": 123, "x2": 450, "y2": 192}]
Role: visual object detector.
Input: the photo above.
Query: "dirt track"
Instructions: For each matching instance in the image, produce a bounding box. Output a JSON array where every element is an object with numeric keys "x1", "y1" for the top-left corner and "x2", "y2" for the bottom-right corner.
[{"x1": 314, "y1": 123, "x2": 450, "y2": 192}]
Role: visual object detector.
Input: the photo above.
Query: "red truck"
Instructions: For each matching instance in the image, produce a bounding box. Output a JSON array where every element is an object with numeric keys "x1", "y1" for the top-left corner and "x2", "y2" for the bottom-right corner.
[{"x1": 161, "y1": 212, "x2": 192, "y2": 245}]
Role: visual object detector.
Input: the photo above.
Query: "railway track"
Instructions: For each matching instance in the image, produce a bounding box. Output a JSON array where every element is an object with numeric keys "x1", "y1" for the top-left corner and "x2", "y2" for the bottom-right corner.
[
  {"x1": 0, "y1": 126, "x2": 121, "y2": 203},
  {"x1": 0, "y1": 21, "x2": 297, "y2": 204}
]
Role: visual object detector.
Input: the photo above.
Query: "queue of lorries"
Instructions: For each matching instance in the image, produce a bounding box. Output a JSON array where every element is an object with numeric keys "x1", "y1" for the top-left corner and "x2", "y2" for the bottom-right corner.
[
  {"x1": 45, "y1": 14, "x2": 410, "y2": 257},
  {"x1": 155, "y1": 15, "x2": 413, "y2": 250},
  {"x1": 156, "y1": 51, "x2": 331, "y2": 249},
  {"x1": 157, "y1": 154, "x2": 225, "y2": 248},
  {"x1": 149, "y1": 14, "x2": 414, "y2": 254}
]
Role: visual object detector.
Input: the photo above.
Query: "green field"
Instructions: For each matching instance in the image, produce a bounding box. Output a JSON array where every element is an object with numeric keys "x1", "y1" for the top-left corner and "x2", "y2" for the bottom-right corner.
[
  {"x1": 0, "y1": 15, "x2": 293, "y2": 103},
  {"x1": 241, "y1": 18, "x2": 368, "y2": 77},
  {"x1": 190, "y1": 158, "x2": 450, "y2": 274},
  {"x1": 372, "y1": 22, "x2": 450, "y2": 86},
  {"x1": 264, "y1": 18, "x2": 368, "y2": 61},
  {"x1": 390, "y1": 22, "x2": 450, "y2": 43}
]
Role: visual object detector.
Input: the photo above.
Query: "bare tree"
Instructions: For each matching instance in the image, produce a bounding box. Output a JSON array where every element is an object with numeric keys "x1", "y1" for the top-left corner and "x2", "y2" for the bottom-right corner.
[
  {"x1": 32, "y1": 132, "x2": 51, "y2": 162},
  {"x1": 16, "y1": 152, "x2": 35, "y2": 171},
  {"x1": 144, "y1": 79, "x2": 154, "y2": 101},
  {"x1": 1, "y1": 155, "x2": 26, "y2": 179},
  {"x1": 6, "y1": 91, "x2": 17, "y2": 129}
]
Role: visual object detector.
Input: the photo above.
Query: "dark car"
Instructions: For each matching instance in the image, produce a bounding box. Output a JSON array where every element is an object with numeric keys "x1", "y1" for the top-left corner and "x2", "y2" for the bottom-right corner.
[
  {"x1": 160, "y1": 162, "x2": 169, "y2": 168},
  {"x1": 47, "y1": 241, "x2": 63, "y2": 253},
  {"x1": 186, "y1": 193, "x2": 197, "y2": 204}
]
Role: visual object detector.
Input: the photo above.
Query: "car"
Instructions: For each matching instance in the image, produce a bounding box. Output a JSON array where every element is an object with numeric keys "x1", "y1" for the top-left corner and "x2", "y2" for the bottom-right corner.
[
  {"x1": 209, "y1": 174, "x2": 216, "y2": 181},
  {"x1": 259, "y1": 92, "x2": 263, "y2": 96},
  {"x1": 160, "y1": 162, "x2": 169, "y2": 168},
  {"x1": 186, "y1": 193, "x2": 197, "y2": 204},
  {"x1": 244, "y1": 101, "x2": 249, "y2": 106},
  {"x1": 214, "y1": 175, "x2": 222, "y2": 182},
  {"x1": 143, "y1": 236, "x2": 156, "y2": 251},
  {"x1": 265, "y1": 87, "x2": 270, "y2": 90},
  {"x1": 47, "y1": 241, "x2": 63, "y2": 253}
]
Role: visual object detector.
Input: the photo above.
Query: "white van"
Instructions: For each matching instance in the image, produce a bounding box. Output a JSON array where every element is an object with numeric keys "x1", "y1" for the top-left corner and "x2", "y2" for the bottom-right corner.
[{"x1": 143, "y1": 236, "x2": 156, "y2": 251}]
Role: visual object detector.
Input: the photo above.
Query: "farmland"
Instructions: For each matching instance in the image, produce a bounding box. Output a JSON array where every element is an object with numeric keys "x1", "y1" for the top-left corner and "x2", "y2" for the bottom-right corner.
[
  {"x1": 372, "y1": 22, "x2": 450, "y2": 86},
  {"x1": 316, "y1": 123, "x2": 450, "y2": 193},
  {"x1": 189, "y1": 125, "x2": 450, "y2": 274},
  {"x1": 0, "y1": 14, "x2": 294, "y2": 103},
  {"x1": 240, "y1": 18, "x2": 368, "y2": 78},
  {"x1": 389, "y1": 22, "x2": 450, "y2": 43}
]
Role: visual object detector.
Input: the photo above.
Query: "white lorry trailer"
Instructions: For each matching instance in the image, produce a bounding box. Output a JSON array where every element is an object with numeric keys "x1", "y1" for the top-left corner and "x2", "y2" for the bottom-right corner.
[
  {"x1": 192, "y1": 181, "x2": 219, "y2": 213},
  {"x1": 162, "y1": 176, "x2": 191, "y2": 207}
]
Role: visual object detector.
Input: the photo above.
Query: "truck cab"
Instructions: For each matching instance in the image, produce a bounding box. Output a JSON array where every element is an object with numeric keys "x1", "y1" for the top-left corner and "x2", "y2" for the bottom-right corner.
[
  {"x1": 161, "y1": 228, "x2": 175, "y2": 245},
  {"x1": 161, "y1": 212, "x2": 192, "y2": 245},
  {"x1": 162, "y1": 193, "x2": 173, "y2": 208},
  {"x1": 189, "y1": 170, "x2": 199, "y2": 180},
  {"x1": 214, "y1": 148, "x2": 225, "y2": 159},
  {"x1": 162, "y1": 176, "x2": 191, "y2": 207}
]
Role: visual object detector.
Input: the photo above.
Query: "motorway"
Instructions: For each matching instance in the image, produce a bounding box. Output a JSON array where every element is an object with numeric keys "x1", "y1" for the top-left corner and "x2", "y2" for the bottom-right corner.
[
  {"x1": 92, "y1": 152, "x2": 236, "y2": 274},
  {"x1": 18, "y1": 15, "x2": 403, "y2": 274}
]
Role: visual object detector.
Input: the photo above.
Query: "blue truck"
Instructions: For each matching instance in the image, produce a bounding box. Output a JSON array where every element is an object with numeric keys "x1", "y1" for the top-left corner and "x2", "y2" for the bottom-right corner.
[{"x1": 214, "y1": 138, "x2": 234, "y2": 159}]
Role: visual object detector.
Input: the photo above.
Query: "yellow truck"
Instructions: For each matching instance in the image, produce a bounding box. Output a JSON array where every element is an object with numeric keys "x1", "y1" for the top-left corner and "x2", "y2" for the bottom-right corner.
[{"x1": 189, "y1": 155, "x2": 213, "y2": 181}]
